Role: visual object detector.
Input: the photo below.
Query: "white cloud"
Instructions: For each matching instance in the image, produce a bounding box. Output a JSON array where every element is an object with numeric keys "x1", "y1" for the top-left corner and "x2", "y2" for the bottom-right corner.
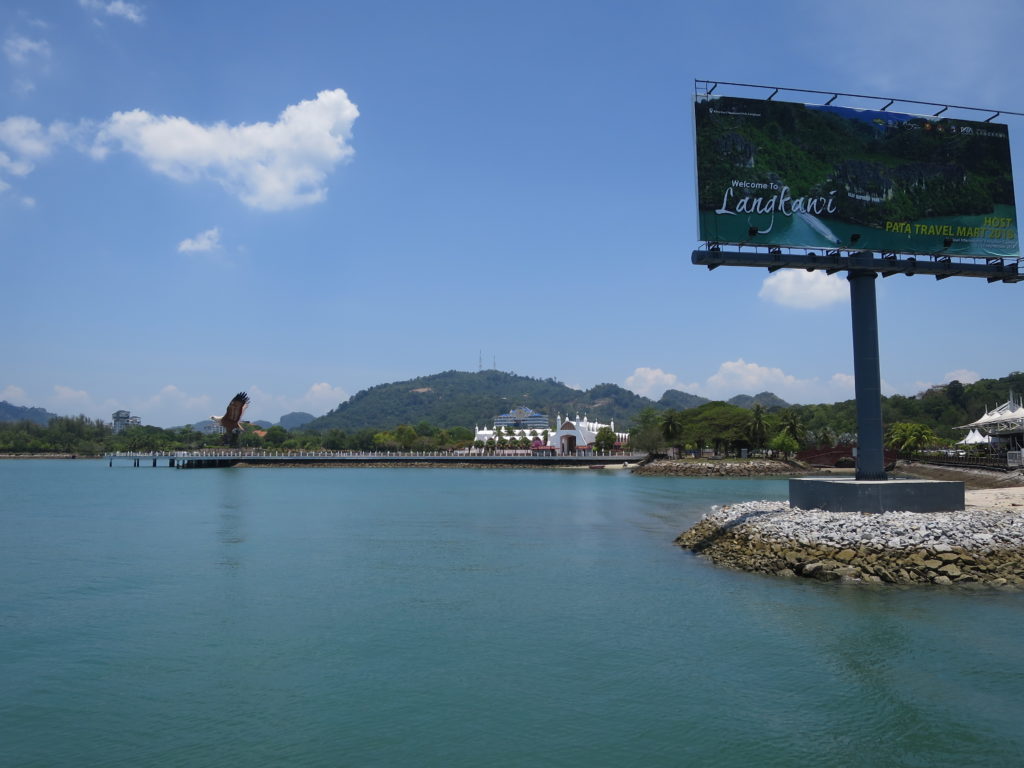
[
  {"x1": 911, "y1": 370, "x2": 981, "y2": 397},
  {"x1": 622, "y1": 361, "x2": 905, "y2": 405},
  {"x1": 0, "y1": 91, "x2": 358, "y2": 207},
  {"x1": 3, "y1": 36, "x2": 52, "y2": 94},
  {"x1": 830, "y1": 373, "x2": 855, "y2": 393},
  {"x1": 944, "y1": 369, "x2": 980, "y2": 384},
  {"x1": 625, "y1": 367, "x2": 680, "y2": 398},
  {"x1": 178, "y1": 226, "x2": 221, "y2": 253},
  {"x1": 93, "y1": 89, "x2": 359, "y2": 210},
  {"x1": 138, "y1": 385, "x2": 212, "y2": 418},
  {"x1": 705, "y1": 358, "x2": 811, "y2": 397},
  {"x1": 0, "y1": 117, "x2": 72, "y2": 190},
  {"x1": 301, "y1": 382, "x2": 348, "y2": 412},
  {"x1": 1, "y1": 385, "x2": 29, "y2": 405},
  {"x1": 0, "y1": 116, "x2": 68, "y2": 161},
  {"x1": 3, "y1": 36, "x2": 51, "y2": 65},
  {"x1": 759, "y1": 270, "x2": 848, "y2": 309},
  {"x1": 79, "y1": 0, "x2": 145, "y2": 24},
  {"x1": 246, "y1": 383, "x2": 349, "y2": 420},
  {"x1": 52, "y1": 385, "x2": 94, "y2": 410}
]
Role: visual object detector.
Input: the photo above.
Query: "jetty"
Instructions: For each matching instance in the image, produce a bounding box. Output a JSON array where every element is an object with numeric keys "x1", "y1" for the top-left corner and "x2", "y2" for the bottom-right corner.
[{"x1": 105, "y1": 449, "x2": 644, "y2": 469}]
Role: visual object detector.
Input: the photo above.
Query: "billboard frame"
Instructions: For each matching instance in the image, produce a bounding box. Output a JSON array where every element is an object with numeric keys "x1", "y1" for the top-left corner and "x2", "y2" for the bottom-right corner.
[
  {"x1": 690, "y1": 80, "x2": 1023, "y2": 491},
  {"x1": 692, "y1": 79, "x2": 1023, "y2": 280}
]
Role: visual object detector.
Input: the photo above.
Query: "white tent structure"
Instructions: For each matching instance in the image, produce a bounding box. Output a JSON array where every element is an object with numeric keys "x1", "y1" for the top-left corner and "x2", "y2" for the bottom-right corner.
[
  {"x1": 957, "y1": 429, "x2": 993, "y2": 445},
  {"x1": 957, "y1": 396, "x2": 1024, "y2": 449}
]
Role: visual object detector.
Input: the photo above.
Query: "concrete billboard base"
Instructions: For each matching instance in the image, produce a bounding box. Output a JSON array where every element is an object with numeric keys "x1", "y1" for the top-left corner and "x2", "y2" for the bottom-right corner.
[{"x1": 789, "y1": 478, "x2": 965, "y2": 514}]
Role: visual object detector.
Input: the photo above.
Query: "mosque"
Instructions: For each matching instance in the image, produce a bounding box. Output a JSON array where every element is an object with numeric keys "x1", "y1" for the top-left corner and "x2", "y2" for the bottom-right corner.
[{"x1": 474, "y1": 406, "x2": 630, "y2": 454}]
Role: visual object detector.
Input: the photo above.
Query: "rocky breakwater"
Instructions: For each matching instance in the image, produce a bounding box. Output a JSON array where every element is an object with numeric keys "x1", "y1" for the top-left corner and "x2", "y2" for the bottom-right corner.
[
  {"x1": 676, "y1": 501, "x2": 1024, "y2": 588},
  {"x1": 633, "y1": 459, "x2": 798, "y2": 477}
]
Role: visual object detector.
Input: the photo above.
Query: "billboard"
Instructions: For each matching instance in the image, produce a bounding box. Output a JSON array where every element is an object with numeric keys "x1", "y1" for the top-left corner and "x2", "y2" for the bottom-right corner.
[{"x1": 694, "y1": 95, "x2": 1018, "y2": 258}]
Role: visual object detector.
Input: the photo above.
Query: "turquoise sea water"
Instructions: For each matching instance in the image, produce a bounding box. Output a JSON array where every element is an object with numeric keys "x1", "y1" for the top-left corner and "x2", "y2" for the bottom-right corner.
[{"x1": 2, "y1": 460, "x2": 1023, "y2": 767}]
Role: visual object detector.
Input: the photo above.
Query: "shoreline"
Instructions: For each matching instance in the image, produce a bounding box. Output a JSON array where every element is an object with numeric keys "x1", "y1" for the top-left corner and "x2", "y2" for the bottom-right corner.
[
  {"x1": 677, "y1": 493, "x2": 1024, "y2": 588},
  {"x1": 230, "y1": 460, "x2": 635, "y2": 470},
  {"x1": 631, "y1": 458, "x2": 816, "y2": 477}
]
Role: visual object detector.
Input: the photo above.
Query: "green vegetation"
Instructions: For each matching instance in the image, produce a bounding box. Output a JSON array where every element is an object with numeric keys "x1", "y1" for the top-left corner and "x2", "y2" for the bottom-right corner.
[
  {"x1": 0, "y1": 418, "x2": 480, "y2": 455},
  {"x1": 593, "y1": 426, "x2": 617, "y2": 453},
  {"x1": 631, "y1": 402, "x2": 770, "y2": 456},
  {"x1": 796, "y1": 371, "x2": 1024, "y2": 444},
  {"x1": 3, "y1": 371, "x2": 1020, "y2": 457},
  {"x1": 627, "y1": 370, "x2": 1024, "y2": 456},
  {"x1": 0, "y1": 416, "x2": 112, "y2": 455},
  {"x1": 885, "y1": 422, "x2": 940, "y2": 453},
  {"x1": 305, "y1": 370, "x2": 651, "y2": 433},
  {"x1": 303, "y1": 370, "x2": 788, "y2": 434},
  {"x1": 0, "y1": 401, "x2": 58, "y2": 425}
]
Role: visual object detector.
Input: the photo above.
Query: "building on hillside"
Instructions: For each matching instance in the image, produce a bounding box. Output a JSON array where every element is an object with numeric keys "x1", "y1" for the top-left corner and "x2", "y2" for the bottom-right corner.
[
  {"x1": 195, "y1": 419, "x2": 226, "y2": 435},
  {"x1": 958, "y1": 396, "x2": 1024, "y2": 450},
  {"x1": 494, "y1": 406, "x2": 550, "y2": 430},
  {"x1": 111, "y1": 410, "x2": 141, "y2": 434},
  {"x1": 474, "y1": 406, "x2": 550, "y2": 447}
]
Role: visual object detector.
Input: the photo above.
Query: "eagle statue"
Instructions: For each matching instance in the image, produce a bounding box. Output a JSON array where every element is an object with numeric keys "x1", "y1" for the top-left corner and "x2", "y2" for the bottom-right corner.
[{"x1": 212, "y1": 391, "x2": 251, "y2": 445}]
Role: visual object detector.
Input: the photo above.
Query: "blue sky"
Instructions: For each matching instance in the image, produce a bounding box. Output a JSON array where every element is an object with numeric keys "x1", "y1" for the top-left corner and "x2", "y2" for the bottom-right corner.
[{"x1": 2, "y1": 0, "x2": 1023, "y2": 427}]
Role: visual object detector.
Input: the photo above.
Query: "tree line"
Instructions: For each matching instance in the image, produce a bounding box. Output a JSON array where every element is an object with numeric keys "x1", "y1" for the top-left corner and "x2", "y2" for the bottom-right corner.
[
  {"x1": 0, "y1": 417, "x2": 482, "y2": 455},
  {"x1": 2, "y1": 373, "x2": 1017, "y2": 456},
  {"x1": 628, "y1": 403, "x2": 807, "y2": 457},
  {"x1": 627, "y1": 398, "x2": 980, "y2": 459}
]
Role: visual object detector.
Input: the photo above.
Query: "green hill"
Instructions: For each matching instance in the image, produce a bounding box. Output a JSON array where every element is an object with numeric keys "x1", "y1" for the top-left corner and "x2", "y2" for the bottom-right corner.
[
  {"x1": 793, "y1": 371, "x2": 1024, "y2": 442},
  {"x1": 0, "y1": 401, "x2": 58, "y2": 426},
  {"x1": 728, "y1": 392, "x2": 791, "y2": 410},
  {"x1": 304, "y1": 370, "x2": 786, "y2": 433},
  {"x1": 658, "y1": 389, "x2": 710, "y2": 411},
  {"x1": 305, "y1": 371, "x2": 638, "y2": 432}
]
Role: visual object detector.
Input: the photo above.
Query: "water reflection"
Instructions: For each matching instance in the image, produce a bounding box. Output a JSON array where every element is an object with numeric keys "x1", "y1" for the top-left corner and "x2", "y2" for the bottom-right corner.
[{"x1": 215, "y1": 469, "x2": 247, "y2": 570}]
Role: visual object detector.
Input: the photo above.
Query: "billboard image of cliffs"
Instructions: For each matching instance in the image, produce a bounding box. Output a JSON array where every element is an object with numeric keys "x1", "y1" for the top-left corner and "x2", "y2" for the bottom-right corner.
[{"x1": 694, "y1": 95, "x2": 1018, "y2": 258}]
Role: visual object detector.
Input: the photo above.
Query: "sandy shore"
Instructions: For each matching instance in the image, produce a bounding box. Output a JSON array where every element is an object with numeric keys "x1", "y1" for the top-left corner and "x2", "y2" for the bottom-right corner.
[{"x1": 965, "y1": 486, "x2": 1024, "y2": 512}]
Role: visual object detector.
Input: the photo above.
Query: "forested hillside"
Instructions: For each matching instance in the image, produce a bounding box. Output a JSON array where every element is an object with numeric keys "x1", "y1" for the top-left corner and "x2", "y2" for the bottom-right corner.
[
  {"x1": 306, "y1": 371, "x2": 644, "y2": 432},
  {"x1": 793, "y1": 371, "x2": 1024, "y2": 442},
  {"x1": 0, "y1": 401, "x2": 58, "y2": 426},
  {"x1": 305, "y1": 370, "x2": 760, "y2": 432}
]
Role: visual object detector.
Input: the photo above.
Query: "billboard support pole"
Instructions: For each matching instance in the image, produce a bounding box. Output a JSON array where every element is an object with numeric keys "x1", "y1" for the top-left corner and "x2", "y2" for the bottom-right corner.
[{"x1": 848, "y1": 253, "x2": 886, "y2": 480}]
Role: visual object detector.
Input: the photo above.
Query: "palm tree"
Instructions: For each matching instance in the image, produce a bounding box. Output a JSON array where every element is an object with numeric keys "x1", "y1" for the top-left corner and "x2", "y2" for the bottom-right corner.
[
  {"x1": 745, "y1": 404, "x2": 768, "y2": 451},
  {"x1": 885, "y1": 422, "x2": 938, "y2": 453},
  {"x1": 815, "y1": 425, "x2": 836, "y2": 449},
  {"x1": 778, "y1": 409, "x2": 806, "y2": 447},
  {"x1": 660, "y1": 410, "x2": 684, "y2": 456}
]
